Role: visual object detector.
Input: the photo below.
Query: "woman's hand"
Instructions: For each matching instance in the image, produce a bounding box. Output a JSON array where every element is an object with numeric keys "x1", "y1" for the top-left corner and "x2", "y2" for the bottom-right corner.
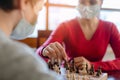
[
  {"x1": 74, "y1": 56, "x2": 91, "y2": 70},
  {"x1": 42, "y1": 42, "x2": 68, "y2": 61}
]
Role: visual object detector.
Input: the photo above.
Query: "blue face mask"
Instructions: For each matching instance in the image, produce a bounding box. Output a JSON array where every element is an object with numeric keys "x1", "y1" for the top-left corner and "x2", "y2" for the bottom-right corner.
[{"x1": 10, "y1": 19, "x2": 36, "y2": 40}]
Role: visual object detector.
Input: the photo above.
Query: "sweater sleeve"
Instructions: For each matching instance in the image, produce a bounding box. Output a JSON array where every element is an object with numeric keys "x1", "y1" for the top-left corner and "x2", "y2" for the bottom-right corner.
[
  {"x1": 92, "y1": 23, "x2": 120, "y2": 72},
  {"x1": 36, "y1": 23, "x2": 67, "y2": 60}
]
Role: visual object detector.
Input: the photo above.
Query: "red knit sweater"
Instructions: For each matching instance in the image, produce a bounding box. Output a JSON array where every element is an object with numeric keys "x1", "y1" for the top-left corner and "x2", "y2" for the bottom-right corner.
[{"x1": 36, "y1": 18, "x2": 120, "y2": 72}]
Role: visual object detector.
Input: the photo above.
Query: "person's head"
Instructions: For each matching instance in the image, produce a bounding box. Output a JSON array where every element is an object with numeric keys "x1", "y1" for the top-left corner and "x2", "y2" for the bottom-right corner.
[
  {"x1": 0, "y1": 0, "x2": 45, "y2": 25},
  {"x1": 0, "y1": 0, "x2": 45, "y2": 40},
  {"x1": 77, "y1": 0, "x2": 103, "y2": 19}
]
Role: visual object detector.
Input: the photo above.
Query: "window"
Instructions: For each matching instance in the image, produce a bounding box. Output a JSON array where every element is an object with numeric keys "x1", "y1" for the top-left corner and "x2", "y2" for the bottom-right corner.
[
  {"x1": 30, "y1": 0, "x2": 120, "y2": 37},
  {"x1": 49, "y1": 7, "x2": 79, "y2": 30}
]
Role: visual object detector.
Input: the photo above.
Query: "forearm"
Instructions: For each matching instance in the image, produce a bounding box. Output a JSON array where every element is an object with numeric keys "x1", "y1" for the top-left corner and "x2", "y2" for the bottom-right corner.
[{"x1": 91, "y1": 58, "x2": 120, "y2": 72}]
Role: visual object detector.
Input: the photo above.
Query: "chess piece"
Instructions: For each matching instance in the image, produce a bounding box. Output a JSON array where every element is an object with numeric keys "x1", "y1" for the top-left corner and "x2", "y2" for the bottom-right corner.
[
  {"x1": 73, "y1": 73, "x2": 76, "y2": 80},
  {"x1": 76, "y1": 67, "x2": 79, "y2": 73},
  {"x1": 48, "y1": 60, "x2": 53, "y2": 70},
  {"x1": 86, "y1": 64, "x2": 89, "y2": 74},
  {"x1": 96, "y1": 66, "x2": 102, "y2": 77},
  {"x1": 64, "y1": 60, "x2": 70, "y2": 70},
  {"x1": 81, "y1": 63, "x2": 87, "y2": 75},
  {"x1": 98, "y1": 66, "x2": 102, "y2": 74},
  {"x1": 66, "y1": 69, "x2": 70, "y2": 78},
  {"x1": 69, "y1": 60, "x2": 77, "y2": 73},
  {"x1": 53, "y1": 60, "x2": 61, "y2": 74},
  {"x1": 70, "y1": 72, "x2": 75, "y2": 80},
  {"x1": 89, "y1": 64, "x2": 95, "y2": 75},
  {"x1": 53, "y1": 64, "x2": 61, "y2": 74},
  {"x1": 96, "y1": 70, "x2": 100, "y2": 77}
]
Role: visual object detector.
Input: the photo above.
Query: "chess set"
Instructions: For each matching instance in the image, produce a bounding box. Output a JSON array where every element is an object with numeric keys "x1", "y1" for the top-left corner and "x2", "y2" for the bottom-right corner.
[{"x1": 47, "y1": 59, "x2": 108, "y2": 80}]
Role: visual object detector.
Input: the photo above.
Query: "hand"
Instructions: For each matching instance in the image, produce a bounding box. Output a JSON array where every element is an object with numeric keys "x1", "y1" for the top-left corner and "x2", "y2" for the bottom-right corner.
[
  {"x1": 74, "y1": 57, "x2": 91, "y2": 70},
  {"x1": 42, "y1": 42, "x2": 68, "y2": 61}
]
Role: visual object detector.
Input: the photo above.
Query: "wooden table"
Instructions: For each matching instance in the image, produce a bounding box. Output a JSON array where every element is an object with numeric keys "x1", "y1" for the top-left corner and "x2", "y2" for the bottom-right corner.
[{"x1": 108, "y1": 71, "x2": 120, "y2": 80}]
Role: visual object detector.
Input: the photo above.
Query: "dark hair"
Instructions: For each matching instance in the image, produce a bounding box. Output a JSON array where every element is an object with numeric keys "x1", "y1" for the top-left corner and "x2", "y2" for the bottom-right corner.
[{"x1": 0, "y1": 0, "x2": 15, "y2": 11}]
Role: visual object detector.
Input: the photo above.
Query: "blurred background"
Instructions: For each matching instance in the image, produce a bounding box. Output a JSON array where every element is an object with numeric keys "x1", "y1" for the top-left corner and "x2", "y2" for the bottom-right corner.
[
  {"x1": 30, "y1": 0, "x2": 120, "y2": 37},
  {"x1": 19, "y1": 0, "x2": 120, "y2": 61}
]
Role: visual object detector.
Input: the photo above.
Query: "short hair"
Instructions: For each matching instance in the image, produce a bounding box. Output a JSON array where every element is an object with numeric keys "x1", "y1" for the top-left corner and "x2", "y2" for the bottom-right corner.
[
  {"x1": 0, "y1": 0, "x2": 37, "y2": 11},
  {"x1": 0, "y1": 0, "x2": 15, "y2": 11}
]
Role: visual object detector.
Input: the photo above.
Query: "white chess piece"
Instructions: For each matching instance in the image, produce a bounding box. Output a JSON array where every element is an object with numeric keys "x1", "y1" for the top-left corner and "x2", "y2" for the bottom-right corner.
[
  {"x1": 81, "y1": 63, "x2": 87, "y2": 75},
  {"x1": 66, "y1": 70, "x2": 70, "y2": 78},
  {"x1": 53, "y1": 64, "x2": 60, "y2": 74}
]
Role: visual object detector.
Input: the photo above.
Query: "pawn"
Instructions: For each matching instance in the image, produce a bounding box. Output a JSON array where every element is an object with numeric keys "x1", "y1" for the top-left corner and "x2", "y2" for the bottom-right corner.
[
  {"x1": 66, "y1": 69, "x2": 70, "y2": 78},
  {"x1": 86, "y1": 64, "x2": 89, "y2": 74},
  {"x1": 76, "y1": 67, "x2": 79, "y2": 73},
  {"x1": 96, "y1": 70, "x2": 100, "y2": 77},
  {"x1": 89, "y1": 64, "x2": 95, "y2": 75},
  {"x1": 98, "y1": 66, "x2": 102, "y2": 74},
  {"x1": 53, "y1": 64, "x2": 61, "y2": 74},
  {"x1": 96, "y1": 66, "x2": 102, "y2": 77},
  {"x1": 48, "y1": 60, "x2": 53, "y2": 70},
  {"x1": 64, "y1": 60, "x2": 70, "y2": 70}
]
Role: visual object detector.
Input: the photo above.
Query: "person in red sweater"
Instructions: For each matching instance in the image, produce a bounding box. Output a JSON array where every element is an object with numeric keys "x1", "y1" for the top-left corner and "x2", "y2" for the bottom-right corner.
[{"x1": 36, "y1": 0, "x2": 120, "y2": 72}]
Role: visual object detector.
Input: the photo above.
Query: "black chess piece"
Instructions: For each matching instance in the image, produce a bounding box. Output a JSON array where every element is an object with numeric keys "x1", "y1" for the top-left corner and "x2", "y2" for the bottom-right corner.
[
  {"x1": 86, "y1": 64, "x2": 89, "y2": 74},
  {"x1": 96, "y1": 66, "x2": 102, "y2": 77},
  {"x1": 76, "y1": 67, "x2": 79, "y2": 73},
  {"x1": 64, "y1": 60, "x2": 70, "y2": 70},
  {"x1": 48, "y1": 60, "x2": 53, "y2": 70},
  {"x1": 69, "y1": 60, "x2": 76, "y2": 73},
  {"x1": 96, "y1": 69, "x2": 100, "y2": 77},
  {"x1": 73, "y1": 65, "x2": 77, "y2": 72},
  {"x1": 98, "y1": 66, "x2": 102, "y2": 74},
  {"x1": 89, "y1": 64, "x2": 95, "y2": 75}
]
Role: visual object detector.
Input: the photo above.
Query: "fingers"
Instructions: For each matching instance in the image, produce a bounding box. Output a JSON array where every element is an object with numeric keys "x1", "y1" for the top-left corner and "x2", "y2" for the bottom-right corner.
[
  {"x1": 42, "y1": 42, "x2": 67, "y2": 61},
  {"x1": 74, "y1": 57, "x2": 91, "y2": 70},
  {"x1": 43, "y1": 46, "x2": 57, "y2": 58},
  {"x1": 74, "y1": 57, "x2": 84, "y2": 63},
  {"x1": 50, "y1": 43, "x2": 63, "y2": 60},
  {"x1": 55, "y1": 42, "x2": 68, "y2": 61}
]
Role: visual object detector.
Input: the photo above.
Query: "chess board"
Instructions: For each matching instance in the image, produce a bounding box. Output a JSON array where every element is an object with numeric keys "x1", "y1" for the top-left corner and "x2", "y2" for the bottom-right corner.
[
  {"x1": 61, "y1": 67, "x2": 108, "y2": 80},
  {"x1": 47, "y1": 60, "x2": 108, "y2": 80}
]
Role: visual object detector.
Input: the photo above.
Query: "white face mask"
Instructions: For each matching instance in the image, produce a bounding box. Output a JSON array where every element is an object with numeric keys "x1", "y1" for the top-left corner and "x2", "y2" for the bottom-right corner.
[
  {"x1": 77, "y1": 4, "x2": 100, "y2": 19},
  {"x1": 10, "y1": 19, "x2": 36, "y2": 40}
]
